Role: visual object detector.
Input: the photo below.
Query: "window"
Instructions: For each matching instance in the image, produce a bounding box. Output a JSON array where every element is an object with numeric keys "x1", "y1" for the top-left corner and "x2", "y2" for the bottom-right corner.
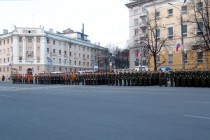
[
  {"x1": 74, "y1": 53, "x2": 76, "y2": 57},
  {"x1": 197, "y1": 52, "x2": 203, "y2": 63},
  {"x1": 59, "y1": 50, "x2": 61, "y2": 55},
  {"x1": 19, "y1": 66, "x2": 22, "y2": 71},
  {"x1": 70, "y1": 52, "x2": 72, "y2": 56},
  {"x1": 83, "y1": 62, "x2": 85, "y2": 66},
  {"x1": 0, "y1": 59, "x2": 2, "y2": 63},
  {"x1": 0, "y1": 67, "x2": 1, "y2": 72},
  {"x1": 19, "y1": 37, "x2": 22, "y2": 42},
  {"x1": 74, "y1": 60, "x2": 76, "y2": 65},
  {"x1": 134, "y1": 19, "x2": 139, "y2": 26},
  {"x1": 135, "y1": 58, "x2": 139, "y2": 66},
  {"x1": 168, "y1": 9, "x2": 173, "y2": 16},
  {"x1": 87, "y1": 55, "x2": 89, "y2": 59},
  {"x1": 197, "y1": 2, "x2": 203, "y2": 11},
  {"x1": 3, "y1": 67, "x2": 5, "y2": 72},
  {"x1": 134, "y1": 9, "x2": 138, "y2": 15},
  {"x1": 79, "y1": 53, "x2": 81, "y2": 58},
  {"x1": 70, "y1": 60, "x2": 72, "y2": 65},
  {"x1": 53, "y1": 49, "x2": 55, "y2": 53},
  {"x1": 47, "y1": 48, "x2": 49, "y2": 53},
  {"x1": 7, "y1": 67, "x2": 9, "y2": 72},
  {"x1": 134, "y1": 28, "x2": 139, "y2": 36},
  {"x1": 156, "y1": 28, "x2": 160, "y2": 40},
  {"x1": 11, "y1": 38, "x2": 13, "y2": 43},
  {"x1": 4, "y1": 58, "x2": 5, "y2": 63},
  {"x1": 156, "y1": 55, "x2": 160, "y2": 64},
  {"x1": 197, "y1": 22, "x2": 203, "y2": 35},
  {"x1": 83, "y1": 46, "x2": 85, "y2": 51},
  {"x1": 182, "y1": 24, "x2": 188, "y2": 37},
  {"x1": 83, "y1": 54, "x2": 85, "y2": 59},
  {"x1": 87, "y1": 62, "x2": 89, "y2": 67},
  {"x1": 168, "y1": 54, "x2": 173, "y2": 64},
  {"x1": 37, "y1": 37, "x2": 40, "y2": 43},
  {"x1": 7, "y1": 39, "x2": 9, "y2": 44},
  {"x1": 59, "y1": 67, "x2": 61, "y2": 71},
  {"x1": 7, "y1": 57, "x2": 9, "y2": 63},
  {"x1": 155, "y1": 12, "x2": 160, "y2": 19},
  {"x1": 182, "y1": 6, "x2": 187, "y2": 13},
  {"x1": 53, "y1": 58, "x2": 55, "y2": 63},
  {"x1": 79, "y1": 61, "x2": 81, "y2": 66},
  {"x1": 64, "y1": 59, "x2": 67, "y2": 64},
  {"x1": 53, "y1": 40, "x2": 55, "y2": 45},
  {"x1": 19, "y1": 56, "x2": 22, "y2": 60},
  {"x1": 47, "y1": 38, "x2": 50, "y2": 43},
  {"x1": 28, "y1": 37, "x2": 32, "y2": 43},
  {"x1": 168, "y1": 27, "x2": 173, "y2": 39},
  {"x1": 3, "y1": 40, "x2": 5, "y2": 45},
  {"x1": 184, "y1": 52, "x2": 188, "y2": 64},
  {"x1": 59, "y1": 59, "x2": 61, "y2": 64},
  {"x1": 0, "y1": 40, "x2": 1, "y2": 45}
]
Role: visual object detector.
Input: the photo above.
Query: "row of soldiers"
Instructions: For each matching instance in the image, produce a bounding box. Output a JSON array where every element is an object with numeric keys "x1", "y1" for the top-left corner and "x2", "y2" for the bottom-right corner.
[{"x1": 11, "y1": 70, "x2": 210, "y2": 87}]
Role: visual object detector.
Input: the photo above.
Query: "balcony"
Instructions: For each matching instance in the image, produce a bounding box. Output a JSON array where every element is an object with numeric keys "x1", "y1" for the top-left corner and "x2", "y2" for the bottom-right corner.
[
  {"x1": 140, "y1": 22, "x2": 147, "y2": 28},
  {"x1": 139, "y1": 12, "x2": 147, "y2": 17}
]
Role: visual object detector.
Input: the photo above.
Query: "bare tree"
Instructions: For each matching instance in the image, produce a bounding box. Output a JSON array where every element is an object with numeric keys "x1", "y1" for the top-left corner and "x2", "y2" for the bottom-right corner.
[
  {"x1": 187, "y1": 0, "x2": 210, "y2": 68},
  {"x1": 139, "y1": 6, "x2": 169, "y2": 71}
]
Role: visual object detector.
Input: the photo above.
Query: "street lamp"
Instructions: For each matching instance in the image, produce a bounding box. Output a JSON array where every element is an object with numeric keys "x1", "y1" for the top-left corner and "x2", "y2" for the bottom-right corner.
[{"x1": 168, "y1": 2, "x2": 186, "y2": 69}]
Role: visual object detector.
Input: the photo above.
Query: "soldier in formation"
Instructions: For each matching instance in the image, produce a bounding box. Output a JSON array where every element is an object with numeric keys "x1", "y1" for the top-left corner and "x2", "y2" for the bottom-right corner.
[{"x1": 11, "y1": 69, "x2": 210, "y2": 87}]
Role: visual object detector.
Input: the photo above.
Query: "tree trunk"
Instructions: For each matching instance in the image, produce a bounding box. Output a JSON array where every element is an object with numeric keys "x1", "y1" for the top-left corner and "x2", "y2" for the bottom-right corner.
[{"x1": 153, "y1": 55, "x2": 157, "y2": 71}]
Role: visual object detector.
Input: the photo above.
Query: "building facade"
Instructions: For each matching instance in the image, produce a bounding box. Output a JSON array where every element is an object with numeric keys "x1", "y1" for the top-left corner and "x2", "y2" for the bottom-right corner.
[
  {"x1": 145, "y1": 0, "x2": 210, "y2": 70},
  {"x1": 0, "y1": 26, "x2": 108, "y2": 79},
  {"x1": 127, "y1": 0, "x2": 210, "y2": 71},
  {"x1": 126, "y1": 0, "x2": 154, "y2": 70}
]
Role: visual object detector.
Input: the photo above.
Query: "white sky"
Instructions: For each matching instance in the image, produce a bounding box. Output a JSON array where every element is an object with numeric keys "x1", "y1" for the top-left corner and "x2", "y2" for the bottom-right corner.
[{"x1": 0, "y1": 0, "x2": 129, "y2": 48}]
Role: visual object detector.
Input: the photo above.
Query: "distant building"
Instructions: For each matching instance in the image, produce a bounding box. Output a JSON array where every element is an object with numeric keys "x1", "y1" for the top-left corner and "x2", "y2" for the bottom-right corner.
[{"x1": 0, "y1": 26, "x2": 108, "y2": 78}]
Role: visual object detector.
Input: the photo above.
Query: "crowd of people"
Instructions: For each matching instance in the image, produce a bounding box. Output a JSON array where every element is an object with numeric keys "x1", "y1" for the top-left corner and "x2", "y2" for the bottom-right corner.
[{"x1": 11, "y1": 69, "x2": 210, "y2": 87}]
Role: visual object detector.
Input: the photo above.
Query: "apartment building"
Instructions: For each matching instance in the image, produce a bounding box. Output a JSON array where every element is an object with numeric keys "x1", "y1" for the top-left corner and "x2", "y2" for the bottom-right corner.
[
  {"x1": 125, "y1": 0, "x2": 155, "y2": 70},
  {"x1": 0, "y1": 26, "x2": 108, "y2": 78},
  {"x1": 145, "y1": 0, "x2": 210, "y2": 70}
]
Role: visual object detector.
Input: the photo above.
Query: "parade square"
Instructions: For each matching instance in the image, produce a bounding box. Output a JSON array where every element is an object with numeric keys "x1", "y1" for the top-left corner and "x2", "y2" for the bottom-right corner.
[{"x1": 0, "y1": 82, "x2": 210, "y2": 140}]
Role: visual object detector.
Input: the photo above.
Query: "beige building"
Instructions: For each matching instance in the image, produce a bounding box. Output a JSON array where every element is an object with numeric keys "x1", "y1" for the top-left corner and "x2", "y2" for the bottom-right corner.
[
  {"x1": 145, "y1": 0, "x2": 210, "y2": 70},
  {"x1": 0, "y1": 26, "x2": 108, "y2": 79}
]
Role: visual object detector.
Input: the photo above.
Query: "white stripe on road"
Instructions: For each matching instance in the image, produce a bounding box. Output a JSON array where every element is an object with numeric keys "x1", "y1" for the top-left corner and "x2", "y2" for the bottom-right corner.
[
  {"x1": 0, "y1": 95, "x2": 12, "y2": 98},
  {"x1": 184, "y1": 115, "x2": 210, "y2": 120},
  {"x1": 185, "y1": 101, "x2": 210, "y2": 104}
]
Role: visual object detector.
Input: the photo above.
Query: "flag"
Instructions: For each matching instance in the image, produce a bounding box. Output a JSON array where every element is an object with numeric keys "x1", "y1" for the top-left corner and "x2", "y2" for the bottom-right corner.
[
  {"x1": 47, "y1": 57, "x2": 53, "y2": 64},
  {"x1": 176, "y1": 43, "x2": 181, "y2": 52},
  {"x1": 135, "y1": 50, "x2": 140, "y2": 57}
]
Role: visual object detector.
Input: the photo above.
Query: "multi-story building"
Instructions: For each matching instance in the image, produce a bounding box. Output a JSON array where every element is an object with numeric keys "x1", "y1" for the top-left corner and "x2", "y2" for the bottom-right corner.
[
  {"x1": 145, "y1": 0, "x2": 210, "y2": 70},
  {"x1": 125, "y1": 0, "x2": 154, "y2": 70},
  {"x1": 0, "y1": 26, "x2": 108, "y2": 79},
  {"x1": 127, "y1": 0, "x2": 210, "y2": 71}
]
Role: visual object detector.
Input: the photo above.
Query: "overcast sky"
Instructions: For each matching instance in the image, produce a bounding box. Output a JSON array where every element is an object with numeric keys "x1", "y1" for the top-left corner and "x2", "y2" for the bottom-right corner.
[{"x1": 0, "y1": 0, "x2": 129, "y2": 48}]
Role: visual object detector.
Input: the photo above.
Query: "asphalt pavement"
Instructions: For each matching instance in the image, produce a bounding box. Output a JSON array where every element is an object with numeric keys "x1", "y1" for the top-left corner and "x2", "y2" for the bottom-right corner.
[{"x1": 0, "y1": 82, "x2": 210, "y2": 140}]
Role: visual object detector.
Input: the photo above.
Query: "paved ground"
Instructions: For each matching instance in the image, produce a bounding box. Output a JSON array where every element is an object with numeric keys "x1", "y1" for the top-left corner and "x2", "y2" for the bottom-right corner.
[{"x1": 0, "y1": 82, "x2": 210, "y2": 140}]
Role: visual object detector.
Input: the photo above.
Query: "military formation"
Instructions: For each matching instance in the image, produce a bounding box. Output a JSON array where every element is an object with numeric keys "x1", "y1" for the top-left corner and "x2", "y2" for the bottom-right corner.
[{"x1": 11, "y1": 69, "x2": 210, "y2": 87}]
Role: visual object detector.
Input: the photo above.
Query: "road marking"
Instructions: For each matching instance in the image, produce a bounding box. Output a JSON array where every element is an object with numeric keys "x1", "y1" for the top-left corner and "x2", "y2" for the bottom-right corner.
[
  {"x1": 0, "y1": 95, "x2": 12, "y2": 98},
  {"x1": 185, "y1": 101, "x2": 210, "y2": 104},
  {"x1": 184, "y1": 115, "x2": 210, "y2": 120}
]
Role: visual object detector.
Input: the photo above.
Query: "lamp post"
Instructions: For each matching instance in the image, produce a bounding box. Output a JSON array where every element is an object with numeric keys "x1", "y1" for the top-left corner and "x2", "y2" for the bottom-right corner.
[{"x1": 168, "y1": 2, "x2": 186, "y2": 69}]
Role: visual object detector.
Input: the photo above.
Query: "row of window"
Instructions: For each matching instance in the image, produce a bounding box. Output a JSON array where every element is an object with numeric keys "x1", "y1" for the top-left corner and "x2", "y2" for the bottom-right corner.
[
  {"x1": 0, "y1": 38, "x2": 13, "y2": 46},
  {"x1": 0, "y1": 67, "x2": 10, "y2": 72},
  {"x1": 0, "y1": 57, "x2": 10, "y2": 64},
  {"x1": 155, "y1": 22, "x2": 203, "y2": 39},
  {"x1": 155, "y1": 2, "x2": 202, "y2": 19}
]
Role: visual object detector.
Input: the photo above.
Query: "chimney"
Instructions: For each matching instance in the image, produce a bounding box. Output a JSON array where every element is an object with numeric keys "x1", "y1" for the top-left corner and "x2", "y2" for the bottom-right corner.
[
  {"x1": 3, "y1": 29, "x2": 8, "y2": 34},
  {"x1": 81, "y1": 23, "x2": 84, "y2": 41}
]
